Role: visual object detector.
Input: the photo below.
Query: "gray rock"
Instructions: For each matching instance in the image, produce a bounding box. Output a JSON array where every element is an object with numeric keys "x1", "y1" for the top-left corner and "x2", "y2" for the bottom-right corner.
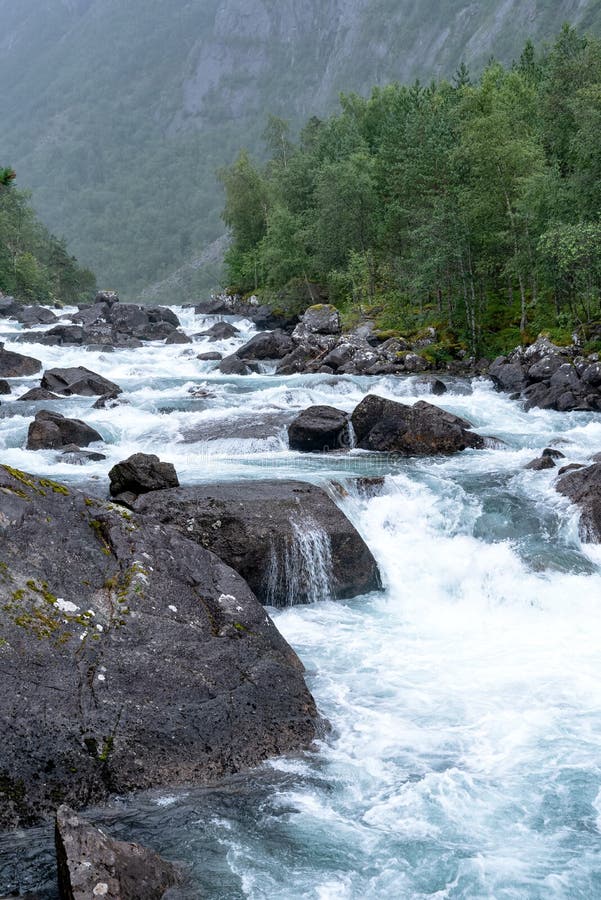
[
  {"x1": 489, "y1": 357, "x2": 528, "y2": 393},
  {"x1": 402, "y1": 352, "x2": 430, "y2": 373},
  {"x1": 0, "y1": 345, "x2": 42, "y2": 378},
  {"x1": 0, "y1": 379, "x2": 11, "y2": 395},
  {"x1": 219, "y1": 355, "x2": 255, "y2": 375},
  {"x1": 94, "y1": 290, "x2": 120, "y2": 305},
  {"x1": 556, "y1": 463, "x2": 601, "y2": 541},
  {"x1": 11, "y1": 305, "x2": 57, "y2": 326},
  {"x1": 292, "y1": 304, "x2": 341, "y2": 339},
  {"x1": 17, "y1": 387, "x2": 61, "y2": 401},
  {"x1": 109, "y1": 453, "x2": 179, "y2": 498},
  {"x1": 351, "y1": 395, "x2": 485, "y2": 455},
  {"x1": 235, "y1": 330, "x2": 294, "y2": 360},
  {"x1": 41, "y1": 366, "x2": 122, "y2": 397},
  {"x1": 26, "y1": 410, "x2": 104, "y2": 450},
  {"x1": 131, "y1": 480, "x2": 382, "y2": 606},
  {"x1": 524, "y1": 456, "x2": 556, "y2": 470},
  {"x1": 0, "y1": 466, "x2": 318, "y2": 828},
  {"x1": 55, "y1": 805, "x2": 180, "y2": 899},
  {"x1": 288, "y1": 406, "x2": 350, "y2": 452},
  {"x1": 60, "y1": 444, "x2": 108, "y2": 464},
  {"x1": 197, "y1": 351, "x2": 223, "y2": 361},
  {"x1": 164, "y1": 330, "x2": 192, "y2": 344},
  {"x1": 199, "y1": 322, "x2": 240, "y2": 341}
]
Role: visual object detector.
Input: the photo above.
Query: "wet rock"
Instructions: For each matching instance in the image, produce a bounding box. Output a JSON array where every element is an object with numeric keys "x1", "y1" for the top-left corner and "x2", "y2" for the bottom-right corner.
[
  {"x1": 41, "y1": 366, "x2": 122, "y2": 397},
  {"x1": 60, "y1": 444, "x2": 108, "y2": 464},
  {"x1": 235, "y1": 330, "x2": 294, "y2": 360},
  {"x1": 0, "y1": 295, "x2": 20, "y2": 317},
  {"x1": 197, "y1": 351, "x2": 223, "y2": 361},
  {"x1": 556, "y1": 463, "x2": 601, "y2": 541},
  {"x1": 199, "y1": 322, "x2": 240, "y2": 341},
  {"x1": 109, "y1": 453, "x2": 179, "y2": 498},
  {"x1": 219, "y1": 355, "x2": 256, "y2": 376},
  {"x1": 0, "y1": 379, "x2": 11, "y2": 395},
  {"x1": 542, "y1": 448, "x2": 565, "y2": 460},
  {"x1": 17, "y1": 387, "x2": 61, "y2": 401},
  {"x1": 288, "y1": 406, "x2": 350, "y2": 453},
  {"x1": 132, "y1": 480, "x2": 382, "y2": 606},
  {"x1": 92, "y1": 392, "x2": 127, "y2": 410},
  {"x1": 524, "y1": 456, "x2": 556, "y2": 471},
  {"x1": 416, "y1": 376, "x2": 447, "y2": 395},
  {"x1": 558, "y1": 463, "x2": 585, "y2": 476},
  {"x1": 164, "y1": 330, "x2": 192, "y2": 344},
  {"x1": 26, "y1": 410, "x2": 104, "y2": 450},
  {"x1": 402, "y1": 352, "x2": 430, "y2": 373},
  {"x1": 30, "y1": 324, "x2": 84, "y2": 345},
  {"x1": 488, "y1": 357, "x2": 529, "y2": 393},
  {"x1": 11, "y1": 305, "x2": 57, "y2": 326},
  {"x1": 0, "y1": 466, "x2": 318, "y2": 828},
  {"x1": 351, "y1": 395, "x2": 484, "y2": 455},
  {"x1": 55, "y1": 805, "x2": 180, "y2": 899},
  {"x1": 0, "y1": 345, "x2": 42, "y2": 378}
]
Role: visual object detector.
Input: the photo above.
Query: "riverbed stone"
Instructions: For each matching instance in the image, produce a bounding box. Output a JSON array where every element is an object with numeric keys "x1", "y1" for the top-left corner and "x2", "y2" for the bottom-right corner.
[
  {"x1": 0, "y1": 345, "x2": 42, "y2": 378},
  {"x1": 41, "y1": 366, "x2": 122, "y2": 397},
  {"x1": 109, "y1": 453, "x2": 179, "y2": 498},
  {"x1": 26, "y1": 410, "x2": 104, "y2": 450},
  {"x1": 288, "y1": 406, "x2": 351, "y2": 452},
  {"x1": 556, "y1": 462, "x2": 601, "y2": 542},
  {"x1": 0, "y1": 465, "x2": 318, "y2": 828}
]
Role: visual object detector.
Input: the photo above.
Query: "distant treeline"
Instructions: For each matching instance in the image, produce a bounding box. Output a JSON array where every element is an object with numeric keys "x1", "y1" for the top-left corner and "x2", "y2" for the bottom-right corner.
[
  {"x1": 220, "y1": 26, "x2": 601, "y2": 356},
  {"x1": 0, "y1": 170, "x2": 95, "y2": 306}
]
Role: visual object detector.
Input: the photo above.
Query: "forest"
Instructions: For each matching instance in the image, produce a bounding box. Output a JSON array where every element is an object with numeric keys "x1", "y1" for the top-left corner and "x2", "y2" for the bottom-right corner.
[
  {"x1": 0, "y1": 170, "x2": 96, "y2": 305},
  {"x1": 220, "y1": 27, "x2": 601, "y2": 357}
]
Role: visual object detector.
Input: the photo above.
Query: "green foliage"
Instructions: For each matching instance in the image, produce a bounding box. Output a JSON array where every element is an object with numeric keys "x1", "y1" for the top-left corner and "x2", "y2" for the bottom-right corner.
[
  {"x1": 0, "y1": 172, "x2": 95, "y2": 305},
  {"x1": 221, "y1": 27, "x2": 601, "y2": 356}
]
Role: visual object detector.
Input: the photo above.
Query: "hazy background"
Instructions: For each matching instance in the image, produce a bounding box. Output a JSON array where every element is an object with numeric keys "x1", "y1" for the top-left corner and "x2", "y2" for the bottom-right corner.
[{"x1": 1, "y1": 0, "x2": 600, "y2": 301}]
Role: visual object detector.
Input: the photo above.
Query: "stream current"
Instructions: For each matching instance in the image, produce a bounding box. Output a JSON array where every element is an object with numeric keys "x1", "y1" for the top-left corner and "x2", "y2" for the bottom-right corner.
[{"x1": 1, "y1": 307, "x2": 601, "y2": 899}]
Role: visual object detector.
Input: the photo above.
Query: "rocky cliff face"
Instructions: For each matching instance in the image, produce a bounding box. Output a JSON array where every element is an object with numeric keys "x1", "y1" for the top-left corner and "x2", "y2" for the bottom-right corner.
[{"x1": 0, "y1": 0, "x2": 599, "y2": 298}]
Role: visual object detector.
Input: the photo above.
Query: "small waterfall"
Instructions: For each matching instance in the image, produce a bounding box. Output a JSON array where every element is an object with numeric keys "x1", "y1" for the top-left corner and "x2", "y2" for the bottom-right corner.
[{"x1": 265, "y1": 517, "x2": 334, "y2": 606}]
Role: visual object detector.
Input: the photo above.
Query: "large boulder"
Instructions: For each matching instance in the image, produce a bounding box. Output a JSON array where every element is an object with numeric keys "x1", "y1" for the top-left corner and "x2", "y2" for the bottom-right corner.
[
  {"x1": 26, "y1": 410, "x2": 104, "y2": 450},
  {"x1": 41, "y1": 366, "x2": 122, "y2": 397},
  {"x1": 131, "y1": 480, "x2": 382, "y2": 606},
  {"x1": 293, "y1": 304, "x2": 341, "y2": 338},
  {"x1": 94, "y1": 290, "x2": 120, "y2": 306},
  {"x1": 199, "y1": 322, "x2": 240, "y2": 341},
  {"x1": 109, "y1": 453, "x2": 179, "y2": 499},
  {"x1": 0, "y1": 295, "x2": 20, "y2": 317},
  {"x1": 0, "y1": 344, "x2": 42, "y2": 377},
  {"x1": 235, "y1": 330, "x2": 295, "y2": 360},
  {"x1": 556, "y1": 462, "x2": 601, "y2": 542},
  {"x1": 11, "y1": 305, "x2": 57, "y2": 326},
  {"x1": 351, "y1": 395, "x2": 484, "y2": 454},
  {"x1": 55, "y1": 806, "x2": 180, "y2": 899},
  {"x1": 288, "y1": 406, "x2": 350, "y2": 452},
  {"x1": 0, "y1": 466, "x2": 318, "y2": 828}
]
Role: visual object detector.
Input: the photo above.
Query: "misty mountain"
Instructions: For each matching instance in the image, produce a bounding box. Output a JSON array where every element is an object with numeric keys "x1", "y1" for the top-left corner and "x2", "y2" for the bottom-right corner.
[{"x1": 1, "y1": 0, "x2": 600, "y2": 300}]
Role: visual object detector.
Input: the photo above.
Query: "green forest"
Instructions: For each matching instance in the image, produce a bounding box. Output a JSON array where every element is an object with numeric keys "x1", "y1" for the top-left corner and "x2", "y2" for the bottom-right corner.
[
  {"x1": 0, "y1": 170, "x2": 95, "y2": 306},
  {"x1": 221, "y1": 27, "x2": 601, "y2": 358}
]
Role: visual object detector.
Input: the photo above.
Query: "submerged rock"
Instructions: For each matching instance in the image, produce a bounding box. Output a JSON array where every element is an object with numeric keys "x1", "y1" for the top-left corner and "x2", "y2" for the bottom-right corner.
[
  {"x1": 26, "y1": 410, "x2": 104, "y2": 450},
  {"x1": 524, "y1": 456, "x2": 556, "y2": 471},
  {"x1": 0, "y1": 466, "x2": 318, "y2": 828},
  {"x1": 0, "y1": 344, "x2": 42, "y2": 378},
  {"x1": 109, "y1": 453, "x2": 179, "y2": 499},
  {"x1": 288, "y1": 405, "x2": 351, "y2": 452},
  {"x1": 55, "y1": 805, "x2": 180, "y2": 899},
  {"x1": 17, "y1": 387, "x2": 61, "y2": 401},
  {"x1": 131, "y1": 480, "x2": 382, "y2": 606},
  {"x1": 41, "y1": 366, "x2": 122, "y2": 397},
  {"x1": 351, "y1": 395, "x2": 484, "y2": 455},
  {"x1": 556, "y1": 462, "x2": 601, "y2": 542}
]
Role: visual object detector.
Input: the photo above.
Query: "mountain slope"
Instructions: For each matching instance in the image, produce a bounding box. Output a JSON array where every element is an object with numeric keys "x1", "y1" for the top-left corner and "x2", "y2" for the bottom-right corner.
[{"x1": 1, "y1": 0, "x2": 600, "y2": 299}]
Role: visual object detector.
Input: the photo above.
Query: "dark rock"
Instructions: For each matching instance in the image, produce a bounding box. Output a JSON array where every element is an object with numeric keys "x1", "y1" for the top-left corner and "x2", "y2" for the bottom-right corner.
[
  {"x1": 558, "y1": 463, "x2": 585, "y2": 476},
  {"x1": 164, "y1": 330, "x2": 192, "y2": 344},
  {"x1": 275, "y1": 346, "x2": 316, "y2": 375},
  {"x1": 94, "y1": 290, "x2": 120, "y2": 305},
  {"x1": 60, "y1": 444, "x2": 107, "y2": 464},
  {"x1": 0, "y1": 345, "x2": 42, "y2": 378},
  {"x1": 556, "y1": 463, "x2": 601, "y2": 541},
  {"x1": 542, "y1": 447, "x2": 566, "y2": 460},
  {"x1": 197, "y1": 351, "x2": 223, "y2": 361},
  {"x1": 351, "y1": 395, "x2": 485, "y2": 455},
  {"x1": 109, "y1": 453, "x2": 179, "y2": 498},
  {"x1": 219, "y1": 355, "x2": 256, "y2": 375},
  {"x1": 524, "y1": 456, "x2": 556, "y2": 470},
  {"x1": 55, "y1": 805, "x2": 180, "y2": 899},
  {"x1": 0, "y1": 295, "x2": 20, "y2": 317},
  {"x1": 235, "y1": 330, "x2": 295, "y2": 360},
  {"x1": 0, "y1": 466, "x2": 318, "y2": 828},
  {"x1": 0, "y1": 379, "x2": 11, "y2": 395},
  {"x1": 148, "y1": 306, "x2": 180, "y2": 327},
  {"x1": 26, "y1": 410, "x2": 104, "y2": 450},
  {"x1": 17, "y1": 387, "x2": 61, "y2": 401},
  {"x1": 489, "y1": 357, "x2": 528, "y2": 393},
  {"x1": 108, "y1": 304, "x2": 149, "y2": 331},
  {"x1": 581, "y1": 362, "x2": 601, "y2": 388},
  {"x1": 11, "y1": 305, "x2": 57, "y2": 326},
  {"x1": 417, "y1": 376, "x2": 447, "y2": 395},
  {"x1": 200, "y1": 322, "x2": 240, "y2": 341},
  {"x1": 132, "y1": 480, "x2": 382, "y2": 606},
  {"x1": 527, "y1": 355, "x2": 566, "y2": 382},
  {"x1": 41, "y1": 367, "x2": 122, "y2": 397},
  {"x1": 402, "y1": 352, "x2": 430, "y2": 373},
  {"x1": 288, "y1": 406, "x2": 350, "y2": 453},
  {"x1": 18, "y1": 324, "x2": 85, "y2": 346},
  {"x1": 132, "y1": 322, "x2": 176, "y2": 341},
  {"x1": 92, "y1": 392, "x2": 127, "y2": 410}
]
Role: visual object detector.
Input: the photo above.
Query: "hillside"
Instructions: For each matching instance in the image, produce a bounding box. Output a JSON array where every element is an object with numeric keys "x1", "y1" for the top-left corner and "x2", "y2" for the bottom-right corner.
[{"x1": 1, "y1": 0, "x2": 600, "y2": 300}]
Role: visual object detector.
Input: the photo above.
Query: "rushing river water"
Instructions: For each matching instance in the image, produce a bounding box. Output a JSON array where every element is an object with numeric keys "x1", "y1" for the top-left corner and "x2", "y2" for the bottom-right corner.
[{"x1": 1, "y1": 307, "x2": 601, "y2": 899}]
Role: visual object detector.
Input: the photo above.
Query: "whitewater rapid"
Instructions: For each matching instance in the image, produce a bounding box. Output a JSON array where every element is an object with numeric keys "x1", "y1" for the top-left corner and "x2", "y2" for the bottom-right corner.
[{"x1": 1, "y1": 307, "x2": 601, "y2": 898}]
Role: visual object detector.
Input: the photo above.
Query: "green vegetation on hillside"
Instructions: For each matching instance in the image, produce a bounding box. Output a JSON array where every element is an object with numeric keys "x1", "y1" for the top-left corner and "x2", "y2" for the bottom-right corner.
[
  {"x1": 221, "y1": 28, "x2": 601, "y2": 356},
  {"x1": 0, "y1": 172, "x2": 95, "y2": 305}
]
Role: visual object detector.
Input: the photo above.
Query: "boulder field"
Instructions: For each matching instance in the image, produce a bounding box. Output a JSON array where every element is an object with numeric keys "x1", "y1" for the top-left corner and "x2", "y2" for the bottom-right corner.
[{"x1": 0, "y1": 464, "x2": 319, "y2": 830}]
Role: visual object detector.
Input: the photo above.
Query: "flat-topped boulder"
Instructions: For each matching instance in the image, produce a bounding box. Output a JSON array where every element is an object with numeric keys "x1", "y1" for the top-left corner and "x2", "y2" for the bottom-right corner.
[
  {"x1": 56, "y1": 806, "x2": 181, "y2": 899},
  {"x1": 351, "y1": 395, "x2": 485, "y2": 454},
  {"x1": 130, "y1": 480, "x2": 382, "y2": 606},
  {"x1": 0, "y1": 344, "x2": 42, "y2": 377},
  {"x1": 556, "y1": 462, "x2": 601, "y2": 542},
  {"x1": 26, "y1": 410, "x2": 104, "y2": 450},
  {"x1": 288, "y1": 405, "x2": 350, "y2": 452},
  {"x1": 109, "y1": 453, "x2": 179, "y2": 501},
  {"x1": 0, "y1": 465, "x2": 318, "y2": 828},
  {"x1": 41, "y1": 366, "x2": 122, "y2": 397}
]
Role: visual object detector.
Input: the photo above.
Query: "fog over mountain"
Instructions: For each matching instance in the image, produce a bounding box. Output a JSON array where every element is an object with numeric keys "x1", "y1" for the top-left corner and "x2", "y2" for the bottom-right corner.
[{"x1": 1, "y1": 0, "x2": 599, "y2": 299}]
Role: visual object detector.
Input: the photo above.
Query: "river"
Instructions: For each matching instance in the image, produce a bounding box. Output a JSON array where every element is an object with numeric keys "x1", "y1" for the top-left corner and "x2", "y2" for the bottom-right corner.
[{"x1": 1, "y1": 307, "x2": 601, "y2": 899}]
